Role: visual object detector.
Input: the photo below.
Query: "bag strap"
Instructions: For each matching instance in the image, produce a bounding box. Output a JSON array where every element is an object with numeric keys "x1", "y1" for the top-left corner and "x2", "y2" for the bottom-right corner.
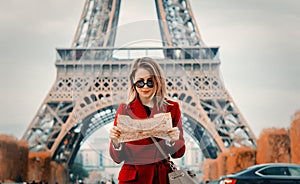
[
  {"x1": 150, "y1": 137, "x2": 177, "y2": 171},
  {"x1": 150, "y1": 137, "x2": 168, "y2": 158}
]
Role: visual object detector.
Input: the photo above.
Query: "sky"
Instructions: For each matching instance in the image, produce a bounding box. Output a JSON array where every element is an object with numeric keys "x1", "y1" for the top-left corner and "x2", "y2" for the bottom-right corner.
[{"x1": 0, "y1": 0, "x2": 299, "y2": 139}]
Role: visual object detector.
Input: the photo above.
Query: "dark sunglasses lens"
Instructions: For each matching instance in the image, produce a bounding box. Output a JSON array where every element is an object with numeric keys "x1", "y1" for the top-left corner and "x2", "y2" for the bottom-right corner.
[
  {"x1": 147, "y1": 80, "x2": 154, "y2": 88},
  {"x1": 135, "y1": 80, "x2": 145, "y2": 88}
]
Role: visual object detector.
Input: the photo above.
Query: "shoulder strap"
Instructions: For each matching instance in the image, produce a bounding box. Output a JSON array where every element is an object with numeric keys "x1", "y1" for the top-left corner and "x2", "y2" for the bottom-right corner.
[
  {"x1": 150, "y1": 137, "x2": 168, "y2": 158},
  {"x1": 150, "y1": 137, "x2": 177, "y2": 171}
]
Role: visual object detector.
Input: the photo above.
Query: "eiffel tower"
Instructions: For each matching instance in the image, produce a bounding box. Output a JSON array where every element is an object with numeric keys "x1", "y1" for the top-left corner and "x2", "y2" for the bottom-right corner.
[{"x1": 22, "y1": 0, "x2": 256, "y2": 165}]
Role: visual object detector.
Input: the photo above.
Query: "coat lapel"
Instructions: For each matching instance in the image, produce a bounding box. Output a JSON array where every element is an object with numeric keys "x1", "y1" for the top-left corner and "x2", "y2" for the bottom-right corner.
[
  {"x1": 127, "y1": 98, "x2": 148, "y2": 119},
  {"x1": 126, "y1": 98, "x2": 167, "y2": 119}
]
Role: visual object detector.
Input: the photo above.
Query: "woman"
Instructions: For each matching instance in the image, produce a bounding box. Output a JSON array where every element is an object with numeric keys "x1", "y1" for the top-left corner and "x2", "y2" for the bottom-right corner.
[{"x1": 109, "y1": 57, "x2": 185, "y2": 184}]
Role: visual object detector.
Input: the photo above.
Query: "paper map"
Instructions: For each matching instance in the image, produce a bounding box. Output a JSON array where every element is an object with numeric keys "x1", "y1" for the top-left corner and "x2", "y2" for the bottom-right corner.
[{"x1": 117, "y1": 113, "x2": 172, "y2": 142}]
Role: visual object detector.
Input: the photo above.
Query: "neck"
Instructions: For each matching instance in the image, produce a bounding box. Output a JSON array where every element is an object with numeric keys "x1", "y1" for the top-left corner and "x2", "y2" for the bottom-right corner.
[{"x1": 139, "y1": 97, "x2": 153, "y2": 107}]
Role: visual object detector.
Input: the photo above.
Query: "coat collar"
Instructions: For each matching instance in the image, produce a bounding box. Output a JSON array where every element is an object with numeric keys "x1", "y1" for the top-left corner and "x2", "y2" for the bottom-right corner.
[{"x1": 128, "y1": 98, "x2": 160, "y2": 119}]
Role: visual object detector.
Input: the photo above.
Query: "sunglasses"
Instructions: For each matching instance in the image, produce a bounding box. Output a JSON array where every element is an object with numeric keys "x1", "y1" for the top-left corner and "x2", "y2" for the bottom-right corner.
[{"x1": 134, "y1": 79, "x2": 154, "y2": 88}]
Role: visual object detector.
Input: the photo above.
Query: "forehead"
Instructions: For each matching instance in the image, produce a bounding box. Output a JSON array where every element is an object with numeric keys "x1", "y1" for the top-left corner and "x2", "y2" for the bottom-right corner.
[{"x1": 134, "y1": 68, "x2": 152, "y2": 80}]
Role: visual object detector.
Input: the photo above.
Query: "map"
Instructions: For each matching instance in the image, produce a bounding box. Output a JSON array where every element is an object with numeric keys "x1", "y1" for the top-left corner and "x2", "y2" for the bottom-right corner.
[{"x1": 117, "y1": 113, "x2": 172, "y2": 142}]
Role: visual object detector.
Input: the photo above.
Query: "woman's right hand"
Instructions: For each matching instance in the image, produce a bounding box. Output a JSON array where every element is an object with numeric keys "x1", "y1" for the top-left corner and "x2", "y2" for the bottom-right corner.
[{"x1": 109, "y1": 126, "x2": 121, "y2": 148}]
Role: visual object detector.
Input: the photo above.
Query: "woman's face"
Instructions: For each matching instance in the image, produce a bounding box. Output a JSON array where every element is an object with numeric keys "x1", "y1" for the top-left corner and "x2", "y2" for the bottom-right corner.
[{"x1": 134, "y1": 68, "x2": 156, "y2": 101}]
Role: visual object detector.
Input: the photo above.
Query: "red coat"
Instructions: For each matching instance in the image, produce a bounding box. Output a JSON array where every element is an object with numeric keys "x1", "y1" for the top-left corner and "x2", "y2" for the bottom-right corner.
[{"x1": 109, "y1": 98, "x2": 186, "y2": 184}]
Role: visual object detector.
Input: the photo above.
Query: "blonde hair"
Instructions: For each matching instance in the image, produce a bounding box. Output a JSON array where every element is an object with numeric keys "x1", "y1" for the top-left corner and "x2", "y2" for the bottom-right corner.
[{"x1": 128, "y1": 57, "x2": 168, "y2": 109}]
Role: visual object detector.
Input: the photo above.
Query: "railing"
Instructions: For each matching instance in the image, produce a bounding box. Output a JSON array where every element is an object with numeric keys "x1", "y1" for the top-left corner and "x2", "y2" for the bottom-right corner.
[{"x1": 56, "y1": 47, "x2": 219, "y2": 62}]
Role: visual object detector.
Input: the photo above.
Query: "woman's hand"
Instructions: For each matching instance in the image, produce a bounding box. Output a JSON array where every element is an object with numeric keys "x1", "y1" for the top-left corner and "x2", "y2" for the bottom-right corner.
[
  {"x1": 110, "y1": 126, "x2": 121, "y2": 148},
  {"x1": 167, "y1": 127, "x2": 180, "y2": 143}
]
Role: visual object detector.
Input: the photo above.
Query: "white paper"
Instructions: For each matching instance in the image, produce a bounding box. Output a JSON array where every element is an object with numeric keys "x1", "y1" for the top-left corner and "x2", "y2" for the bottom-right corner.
[{"x1": 117, "y1": 112, "x2": 172, "y2": 142}]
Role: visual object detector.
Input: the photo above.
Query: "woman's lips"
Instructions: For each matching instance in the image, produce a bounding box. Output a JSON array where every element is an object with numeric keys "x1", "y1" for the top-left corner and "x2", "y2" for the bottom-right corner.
[{"x1": 141, "y1": 90, "x2": 150, "y2": 93}]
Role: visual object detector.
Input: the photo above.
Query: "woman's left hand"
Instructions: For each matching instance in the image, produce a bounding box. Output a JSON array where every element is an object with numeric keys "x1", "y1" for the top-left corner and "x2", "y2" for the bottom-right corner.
[{"x1": 167, "y1": 127, "x2": 180, "y2": 143}]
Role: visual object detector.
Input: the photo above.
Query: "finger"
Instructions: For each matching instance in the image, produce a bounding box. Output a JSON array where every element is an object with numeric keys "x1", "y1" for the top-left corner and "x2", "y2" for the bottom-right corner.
[
  {"x1": 111, "y1": 126, "x2": 120, "y2": 132},
  {"x1": 169, "y1": 132, "x2": 179, "y2": 142},
  {"x1": 110, "y1": 135, "x2": 119, "y2": 140},
  {"x1": 110, "y1": 126, "x2": 121, "y2": 134},
  {"x1": 110, "y1": 134, "x2": 121, "y2": 141},
  {"x1": 167, "y1": 127, "x2": 178, "y2": 133},
  {"x1": 110, "y1": 129, "x2": 121, "y2": 139},
  {"x1": 110, "y1": 131, "x2": 121, "y2": 137},
  {"x1": 110, "y1": 130, "x2": 120, "y2": 136},
  {"x1": 168, "y1": 131, "x2": 178, "y2": 138},
  {"x1": 113, "y1": 126, "x2": 121, "y2": 131},
  {"x1": 170, "y1": 136, "x2": 179, "y2": 142},
  {"x1": 169, "y1": 132, "x2": 178, "y2": 137}
]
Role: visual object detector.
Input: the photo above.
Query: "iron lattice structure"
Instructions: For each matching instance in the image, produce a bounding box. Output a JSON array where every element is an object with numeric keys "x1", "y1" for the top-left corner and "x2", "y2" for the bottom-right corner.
[{"x1": 23, "y1": 0, "x2": 256, "y2": 165}]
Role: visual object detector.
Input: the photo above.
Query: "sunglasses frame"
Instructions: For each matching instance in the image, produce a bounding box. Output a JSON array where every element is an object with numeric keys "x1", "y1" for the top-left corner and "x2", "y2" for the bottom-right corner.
[{"x1": 134, "y1": 79, "x2": 154, "y2": 88}]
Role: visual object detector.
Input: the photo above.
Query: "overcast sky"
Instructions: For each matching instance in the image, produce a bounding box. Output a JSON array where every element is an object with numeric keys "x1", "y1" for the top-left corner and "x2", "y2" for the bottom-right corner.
[{"x1": 0, "y1": 0, "x2": 299, "y2": 139}]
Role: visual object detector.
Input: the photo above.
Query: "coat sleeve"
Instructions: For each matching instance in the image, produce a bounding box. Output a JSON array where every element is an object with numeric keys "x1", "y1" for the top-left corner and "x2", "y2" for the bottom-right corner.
[
  {"x1": 167, "y1": 101, "x2": 186, "y2": 158},
  {"x1": 109, "y1": 103, "x2": 127, "y2": 164}
]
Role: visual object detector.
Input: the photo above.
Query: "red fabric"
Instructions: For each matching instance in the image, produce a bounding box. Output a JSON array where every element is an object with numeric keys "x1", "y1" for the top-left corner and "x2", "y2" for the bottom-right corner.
[{"x1": 109, "y1": 98, "x2": 186, "y2": 184}]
